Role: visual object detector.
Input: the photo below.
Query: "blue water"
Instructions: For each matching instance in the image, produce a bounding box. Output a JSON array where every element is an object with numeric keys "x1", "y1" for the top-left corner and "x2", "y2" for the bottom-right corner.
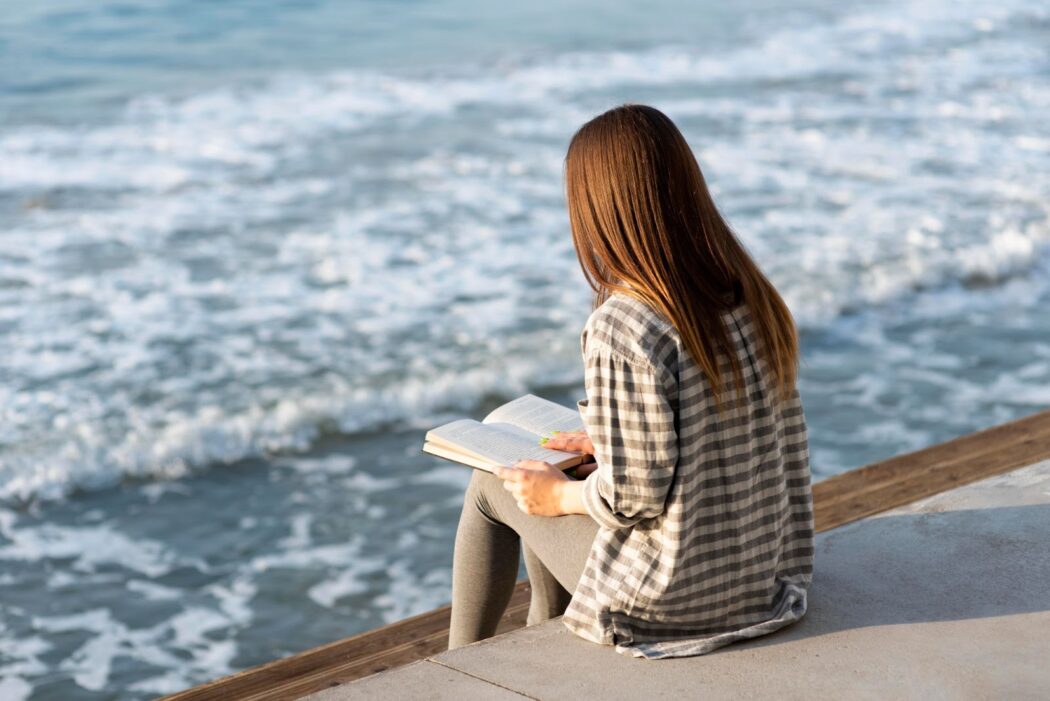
[{"x1": 1, "y1": 0, "x2": 1049, "y2": 698}]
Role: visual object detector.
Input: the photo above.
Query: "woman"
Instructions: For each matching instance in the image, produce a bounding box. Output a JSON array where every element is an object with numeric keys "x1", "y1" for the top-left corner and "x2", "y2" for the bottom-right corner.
[{"x1": 448, "y1": 104, "x2": 814, "y2": 659}]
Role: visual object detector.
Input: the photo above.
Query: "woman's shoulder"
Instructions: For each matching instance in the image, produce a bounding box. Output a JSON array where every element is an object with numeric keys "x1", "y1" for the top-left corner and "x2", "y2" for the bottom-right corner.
[{"x1": 580, "y1": 291, "x2": 679, "y2": 372}]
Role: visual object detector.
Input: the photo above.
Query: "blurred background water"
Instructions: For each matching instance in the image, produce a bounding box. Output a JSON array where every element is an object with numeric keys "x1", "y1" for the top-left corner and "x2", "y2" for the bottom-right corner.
[{"x1": 1, "y1": 0, "x2": 1049, "y2": 698}]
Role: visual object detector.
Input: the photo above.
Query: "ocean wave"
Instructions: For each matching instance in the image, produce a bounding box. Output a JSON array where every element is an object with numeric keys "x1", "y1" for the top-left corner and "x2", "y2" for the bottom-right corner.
[
  {"x1": 2, "y1": 0, "x2": 1049, "y2": 502},
  {"x1": 0, "y1": 352, "x2": 584, "y2": 502},
  {"x1": 1, "y1": 0, "x2": 1045, "y2": 192}
]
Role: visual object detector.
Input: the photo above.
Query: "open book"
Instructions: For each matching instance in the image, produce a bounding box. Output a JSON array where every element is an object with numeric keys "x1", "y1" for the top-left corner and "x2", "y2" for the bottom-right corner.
[{"x1": 423, "y1": 394, "x2": 587, "y2": 473}]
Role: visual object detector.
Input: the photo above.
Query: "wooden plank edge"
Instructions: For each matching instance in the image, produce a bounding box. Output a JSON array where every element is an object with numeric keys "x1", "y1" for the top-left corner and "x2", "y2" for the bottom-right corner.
[
  {"x1": 813, "y1": 410, "x2": 1050, "y2": 504},
  {"x1": 162, "y1": 408, "x2": 1050, "y2": 701},
  {"x1": 235, "y1": 601, "x2": 532, "y2": 701},
  {"x1": 812, "y1": 411, "x2": 1050, "y2": 530},
  {"x1": 162, "y1": 587, "x2": 531, "y2": 701},
  {"x1": 814, "y1": 431, "x2": 1050, "y2": 530}
]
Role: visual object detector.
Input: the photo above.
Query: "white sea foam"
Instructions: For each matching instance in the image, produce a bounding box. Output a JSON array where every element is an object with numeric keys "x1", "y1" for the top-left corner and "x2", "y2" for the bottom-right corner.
[
  {"x1": 307, "y1": 569, "x2": 370, "y2": 609},
  {"x1": 30, "y1": 581, "x2": 255, "y2": 695},
  {"x1": 372, "y1": 562, "x2": 453, "y2": 624},
  {"x1": 283, "y1": 454, "x2": 358, "y2": 475},
  {"x1": 0, "y1": 618, "x2": 50, "y2": 700},
  {"x1": 2, "y1": 0, "x2": 1049, "y2": 503},
  {"x1": 0, "y1": 676, "x2": 32, "y2": 701},
  {"x1": 0, "y1": 521, "x2": 180, "y2": 577}
]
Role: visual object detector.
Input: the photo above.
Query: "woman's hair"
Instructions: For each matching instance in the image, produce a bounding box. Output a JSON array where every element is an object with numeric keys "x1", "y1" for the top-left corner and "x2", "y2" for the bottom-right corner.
[{"x1": 565, "y1": 103, "x2": 798, "y2": 405}]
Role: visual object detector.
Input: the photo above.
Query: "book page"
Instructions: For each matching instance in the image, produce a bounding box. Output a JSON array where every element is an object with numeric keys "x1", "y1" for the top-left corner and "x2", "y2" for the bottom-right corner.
[
  {"x1": 422, "y1": 442, "x2": 500, "y2": 473},
  {"x1": 425, "y1": 419, "x2": 581, "y2": 467},
  {"x1": 482, "y1": 394, "x2": 584, "y2": 437}
]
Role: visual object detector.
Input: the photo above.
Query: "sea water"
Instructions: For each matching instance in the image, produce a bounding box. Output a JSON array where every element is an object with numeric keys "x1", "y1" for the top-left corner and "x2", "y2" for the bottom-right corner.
[{"x1": 1, "y1": 0, "x2": 1048, "y2": 697}]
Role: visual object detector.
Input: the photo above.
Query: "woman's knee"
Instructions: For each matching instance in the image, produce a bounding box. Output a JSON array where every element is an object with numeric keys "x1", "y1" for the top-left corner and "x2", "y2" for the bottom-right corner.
[
  {"x1": 465, "y1": 469, "x2": 506, "y2": 520},
  {"x1": 465, "y1": 468, "x2": 501, "y2": 498}
]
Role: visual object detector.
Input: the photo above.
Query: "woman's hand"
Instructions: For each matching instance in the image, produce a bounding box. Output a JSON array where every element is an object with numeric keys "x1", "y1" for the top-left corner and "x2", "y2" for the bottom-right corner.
[
  {"x1": 544, "y1": 430, "x2": 594, "y2": 456},
  {"x1": 495, "y1": 460, "x2": 571, "y2": 516},
  {"x1": 544, "y1": 430, "x2": 599, "y2": 479}
]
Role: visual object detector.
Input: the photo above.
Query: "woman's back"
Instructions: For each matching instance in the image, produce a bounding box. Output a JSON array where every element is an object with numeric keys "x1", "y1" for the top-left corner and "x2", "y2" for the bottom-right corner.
[
  {"x1": 450, "y1": 104, "x2": 813, "y2": 658},
  {"x1": 563, "y1": 291, "x2": 814, "y2": 659}
]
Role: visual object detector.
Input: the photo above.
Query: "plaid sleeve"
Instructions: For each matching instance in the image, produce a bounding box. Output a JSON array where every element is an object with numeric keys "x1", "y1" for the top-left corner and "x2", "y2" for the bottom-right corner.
[{"x1": 579, "y1": 346, "x2": 678, "y2": 529}]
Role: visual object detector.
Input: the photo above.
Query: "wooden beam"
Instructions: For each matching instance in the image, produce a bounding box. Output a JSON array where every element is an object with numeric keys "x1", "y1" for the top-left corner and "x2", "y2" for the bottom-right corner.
[
  {"x1": 163, "y1": 589, "x2": 532, "y2": 701},
  {"x1": 812, "y1": 410, "x2": 1050, "y2": 530},
  {"x1": 162, "y1": 409, "x2": 1050, "y2": 701}
]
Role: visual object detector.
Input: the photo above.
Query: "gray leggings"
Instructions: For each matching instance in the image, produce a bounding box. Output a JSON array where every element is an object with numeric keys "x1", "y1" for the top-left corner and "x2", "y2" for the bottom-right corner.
[{"x1": 448, "y1": 469, "x2": 600, "y2": 649}]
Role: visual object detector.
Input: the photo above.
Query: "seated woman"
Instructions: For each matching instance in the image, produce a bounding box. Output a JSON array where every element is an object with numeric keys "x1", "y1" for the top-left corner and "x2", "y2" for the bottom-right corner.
[{"x1": 448, "y1": 104, "x2": 814, "y2": 659}]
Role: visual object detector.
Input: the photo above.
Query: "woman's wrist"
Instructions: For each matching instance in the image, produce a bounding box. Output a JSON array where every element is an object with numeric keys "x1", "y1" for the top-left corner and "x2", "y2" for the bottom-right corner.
[{"x1": 556, "y1": 479, "x2": 588, "y2": 516}]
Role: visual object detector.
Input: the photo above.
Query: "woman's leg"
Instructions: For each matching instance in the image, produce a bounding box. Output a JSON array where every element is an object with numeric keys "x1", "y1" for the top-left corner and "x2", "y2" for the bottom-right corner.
[
  {"x1": 448, "y1": 470, "x2": 522, "y2": 648},
  {"x1": 449, "y1": 469, "x2": 599, "y2": 649},
  {"x1": 521, "y1": 543, "x2": 572, "y2": 626}
]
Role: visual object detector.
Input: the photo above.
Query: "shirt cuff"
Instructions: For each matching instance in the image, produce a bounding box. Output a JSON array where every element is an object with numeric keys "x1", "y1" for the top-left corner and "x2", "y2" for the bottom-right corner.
[{"x1": 581, "y1": 470, "x2": 639, "y2": 530}]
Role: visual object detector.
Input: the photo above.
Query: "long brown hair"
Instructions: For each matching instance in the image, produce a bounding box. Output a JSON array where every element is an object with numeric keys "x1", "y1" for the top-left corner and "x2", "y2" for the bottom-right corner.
[{"x1": 565, "y1": 104, "x2": 798, "y2": 405}]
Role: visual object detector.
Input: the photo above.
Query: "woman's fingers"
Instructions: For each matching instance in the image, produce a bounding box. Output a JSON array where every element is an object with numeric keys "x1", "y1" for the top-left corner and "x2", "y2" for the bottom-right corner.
[
  {"x1": 500, "y1": 476, "x2": 522, "y2": 501},
  {"x1": 542, "y1": 431, "x2": 578, "y2": 449},
  {"x1": 543, "y1": 431, "x2": 594, "y2": 454},
  {"x1": 514, "y1": 459, "x2": 550, "y2": 472},
  {"x1": 494, "y1": 466, "x2": 521, "y2": 481},
  {"x1": 566, "y1": 436, "x2": 592, "y2": 453},
  {"x1": 496, "y1": 461, "x2": 564, "y2": 515},
  {"x1": 502, "y1": 479, "x2": 532, "y2": 513},
  {"x1": 496, "y1": 463, "x2": 547, "y2": 479}
]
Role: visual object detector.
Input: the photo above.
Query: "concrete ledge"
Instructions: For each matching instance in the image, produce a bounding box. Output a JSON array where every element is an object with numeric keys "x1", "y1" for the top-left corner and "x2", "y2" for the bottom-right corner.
[
  {"x1": 304, "y1": 660, "x2": 528, "y2": 700},
  {"x1": 163, "y1": 410, "x2": 1050, "y2": 700},
  {"x1": 319, "y1": 459, "x2": 1050, "y2": 700}
]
